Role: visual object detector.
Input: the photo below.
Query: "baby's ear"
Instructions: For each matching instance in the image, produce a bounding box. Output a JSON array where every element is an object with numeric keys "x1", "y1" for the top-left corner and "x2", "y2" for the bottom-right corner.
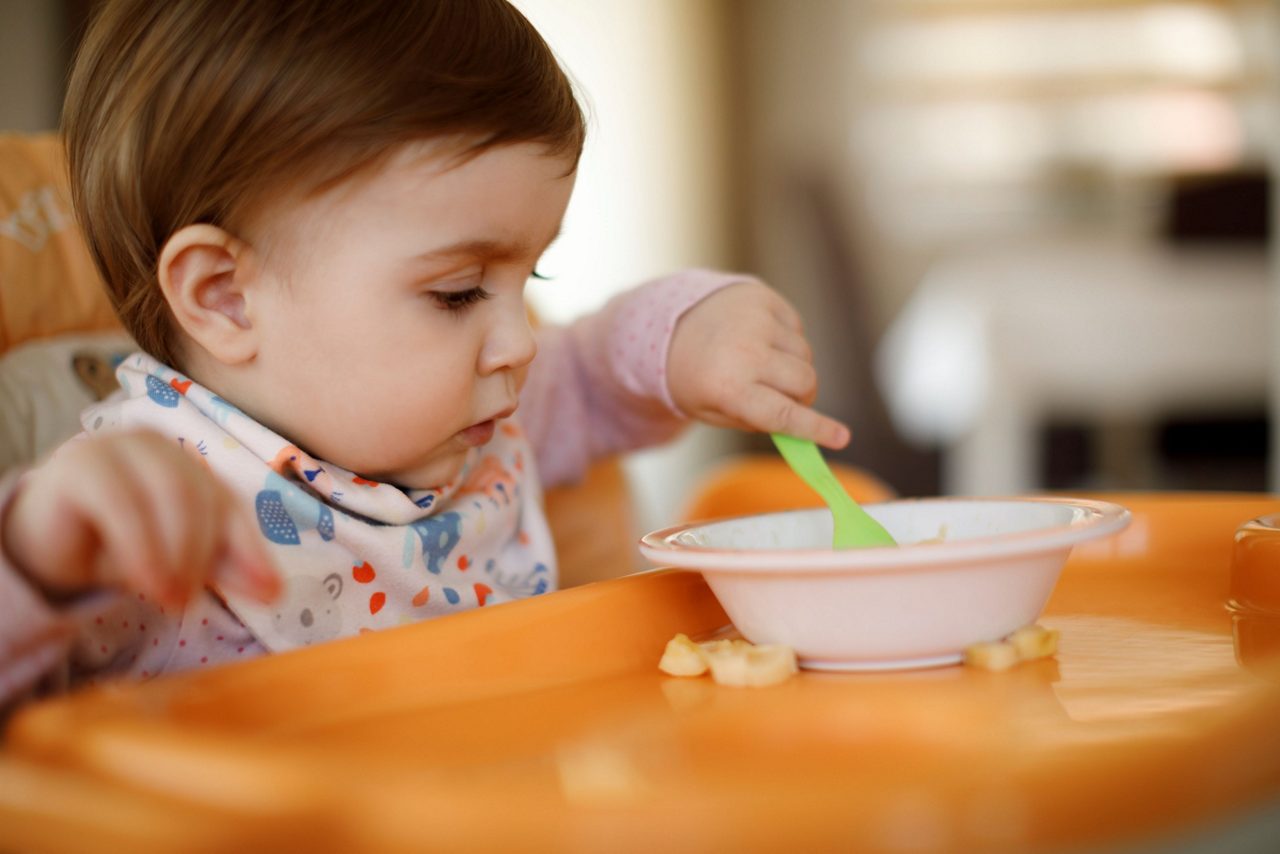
[{"x1": 158, "y1": 224, "x2": 260, "y2": 365}]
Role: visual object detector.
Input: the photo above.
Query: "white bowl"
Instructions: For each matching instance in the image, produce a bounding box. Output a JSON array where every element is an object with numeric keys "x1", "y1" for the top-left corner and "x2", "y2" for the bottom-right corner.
[{"x1": 638, "y1": 497, "x2": 1130, "y2": 671}]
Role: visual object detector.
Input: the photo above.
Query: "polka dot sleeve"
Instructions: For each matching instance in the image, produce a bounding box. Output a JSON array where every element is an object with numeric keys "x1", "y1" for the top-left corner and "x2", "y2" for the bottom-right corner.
[{"x1": 0, "y1": 469, "x2": 77, "y2": 709}]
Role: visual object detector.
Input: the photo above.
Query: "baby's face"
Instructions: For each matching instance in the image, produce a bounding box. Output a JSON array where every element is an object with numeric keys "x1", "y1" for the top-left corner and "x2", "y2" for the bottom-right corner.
[{"x1": 240, "y1": 141, "x2": 575, "y2": 489}]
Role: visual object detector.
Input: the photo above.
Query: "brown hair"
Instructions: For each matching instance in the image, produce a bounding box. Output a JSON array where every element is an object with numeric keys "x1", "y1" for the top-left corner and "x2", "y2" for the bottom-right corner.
[{"x1": 63, "y1": 0, "x2": 585, "y2": 368}]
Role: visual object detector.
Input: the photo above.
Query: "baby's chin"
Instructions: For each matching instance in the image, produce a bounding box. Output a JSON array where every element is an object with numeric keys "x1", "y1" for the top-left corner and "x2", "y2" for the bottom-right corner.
[{"x1": 364, "y1": 450, "x2": 470, "y2": 493}]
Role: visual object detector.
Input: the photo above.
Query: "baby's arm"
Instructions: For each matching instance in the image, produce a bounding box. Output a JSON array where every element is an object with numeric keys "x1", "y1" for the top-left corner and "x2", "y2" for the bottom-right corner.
[
  {"x1": 0, "y1": 430, "x2": 279, "y2": 709},
  {"x1": 522, "y1": 269, "x2": 846, "y2": 488},
  {"x1": 521, "y1": 269, "x2": 731, "y2": 487}
]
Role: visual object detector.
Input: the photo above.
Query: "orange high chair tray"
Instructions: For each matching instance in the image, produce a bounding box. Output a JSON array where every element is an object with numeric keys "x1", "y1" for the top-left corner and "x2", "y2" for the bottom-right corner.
[{"x1": 4, "y1": 493, "x2": 1280, "y2": 853}]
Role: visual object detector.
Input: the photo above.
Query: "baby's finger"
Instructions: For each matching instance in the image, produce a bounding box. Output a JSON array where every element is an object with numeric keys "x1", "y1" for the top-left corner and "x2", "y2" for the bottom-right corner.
[
  {"x1": 759, "y1": 352, "x2": 819, "y2": 405},
  {"x1": 771, "y1": 329, "x2": 813, "y2": 364},
  {"x1": 739, "y1": 385, "x2": 850, "y2": 450},
  {"x1": 127, "y1": 449, "x2": 217, "y2": 601},
  {"x1": 71, "y1": 465, "x2": 174, "y2": 602},
  {"x1": 214, "y1": 498, "x2": 281, "y2": 604},
  {"x1": 767, "y1": 291, "x2": 805, "y2": 334}
]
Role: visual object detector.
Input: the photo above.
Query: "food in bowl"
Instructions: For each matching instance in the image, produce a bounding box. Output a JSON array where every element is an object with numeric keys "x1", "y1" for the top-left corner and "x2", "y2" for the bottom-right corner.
[{"x1": 639, "y1": 497, "x2": 1129, "y2": 671}]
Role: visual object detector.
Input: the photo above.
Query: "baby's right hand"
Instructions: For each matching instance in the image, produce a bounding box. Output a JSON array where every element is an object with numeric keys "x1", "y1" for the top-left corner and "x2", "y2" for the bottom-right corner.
[{"x1": 1, "y1": 430, "x2": 279, "y2": 608}]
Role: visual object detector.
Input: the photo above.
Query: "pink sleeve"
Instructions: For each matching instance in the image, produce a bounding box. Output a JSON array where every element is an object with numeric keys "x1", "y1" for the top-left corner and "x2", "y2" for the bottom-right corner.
[
  {"x1": 521, "y1": 269, "x2": 755, "y2": 488},
  {"x1": 0, "y1": 463, "x2": 266, "y2": 714},
  {"x1": 0, "y1": 468, "x2": 78, "y2": 708}
]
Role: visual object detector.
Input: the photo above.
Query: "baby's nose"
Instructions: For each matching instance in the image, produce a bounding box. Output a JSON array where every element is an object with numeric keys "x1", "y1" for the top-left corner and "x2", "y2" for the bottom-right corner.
[{"x1": 478, "y1": 307, "x2": 537, "y2": 375}]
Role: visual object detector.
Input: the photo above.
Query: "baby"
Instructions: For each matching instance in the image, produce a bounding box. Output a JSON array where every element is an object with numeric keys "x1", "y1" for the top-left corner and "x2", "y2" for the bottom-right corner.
[{"x1": 0, "y1": 0, "x2": 847, "y2": 707}]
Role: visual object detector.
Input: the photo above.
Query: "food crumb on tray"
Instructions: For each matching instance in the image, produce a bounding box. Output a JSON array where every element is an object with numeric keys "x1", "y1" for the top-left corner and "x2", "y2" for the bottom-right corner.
[
  {"x1": 659, "y1": 633, "x2": 797, "y2": 687},
  {"x1": 964, "y1": 624, "x2": 1059, "y2": 671}
]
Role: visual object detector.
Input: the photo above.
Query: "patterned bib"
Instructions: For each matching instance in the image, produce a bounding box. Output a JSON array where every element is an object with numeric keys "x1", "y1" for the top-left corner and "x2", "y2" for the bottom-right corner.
[{"x1": 82, "y1": 353, "x2": 558, "y2": 652}]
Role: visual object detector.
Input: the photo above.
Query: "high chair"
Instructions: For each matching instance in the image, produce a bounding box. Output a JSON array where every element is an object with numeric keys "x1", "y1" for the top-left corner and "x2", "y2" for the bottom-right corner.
[{"x1": 0, "y1": 131, "x2": 632, "y2": 588}]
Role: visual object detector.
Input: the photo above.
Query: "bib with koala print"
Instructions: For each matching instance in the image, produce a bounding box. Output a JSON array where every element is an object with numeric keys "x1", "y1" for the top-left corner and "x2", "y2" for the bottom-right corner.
[{"x1": 82, "y1": 352, "x2": 557, "y2": 652}]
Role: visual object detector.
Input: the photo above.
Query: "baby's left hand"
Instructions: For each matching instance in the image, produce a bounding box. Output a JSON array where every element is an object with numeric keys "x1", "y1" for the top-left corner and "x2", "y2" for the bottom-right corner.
[{"x1": 667, "y1": 281, "x2": 849, "y2": 450}]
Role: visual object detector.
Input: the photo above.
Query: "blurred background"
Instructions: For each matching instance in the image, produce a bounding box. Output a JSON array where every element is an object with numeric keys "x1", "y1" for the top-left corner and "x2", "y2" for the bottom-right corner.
[{"x1": 2, "y1": 0, "x2": 1277, "y2": 537}]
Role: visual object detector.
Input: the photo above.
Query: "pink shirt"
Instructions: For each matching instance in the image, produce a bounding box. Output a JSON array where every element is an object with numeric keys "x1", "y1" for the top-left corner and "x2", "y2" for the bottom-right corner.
[{"x1": 0, "y1": 270, "x2": 745, "y2": 710}]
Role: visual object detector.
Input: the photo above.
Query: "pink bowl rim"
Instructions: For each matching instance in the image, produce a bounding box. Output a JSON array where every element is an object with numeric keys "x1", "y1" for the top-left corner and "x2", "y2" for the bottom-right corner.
[{"x1": 638, "y1": 496, "x2": 1131, "y2": 573}]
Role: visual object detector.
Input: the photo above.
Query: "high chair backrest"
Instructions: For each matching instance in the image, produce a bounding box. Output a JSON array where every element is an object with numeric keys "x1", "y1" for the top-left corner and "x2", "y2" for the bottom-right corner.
[{"x1": 0, "y1": 133, "x2": 121, "y2": 352}]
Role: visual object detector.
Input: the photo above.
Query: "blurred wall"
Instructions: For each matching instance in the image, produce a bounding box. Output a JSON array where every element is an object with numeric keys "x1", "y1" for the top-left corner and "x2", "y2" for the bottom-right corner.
[
  {"x1": 511, "y1": 0, "x2": 737, "y2": 322},
  {"x1": 733, "y1": 1, "x2": 919, "y2": 337},
  {"x1": 1274, "y1": 75, "x2": 1280, "y2": 492},
  {"x1": 736, "y1": 0, "x2": 1278, "y2": 496},
  {"x1": 0, "y1": 1, "x2": 66, "y2": 132},
  {"x1": 731, "y1": 0, "x2": 941, "y2": 495}
]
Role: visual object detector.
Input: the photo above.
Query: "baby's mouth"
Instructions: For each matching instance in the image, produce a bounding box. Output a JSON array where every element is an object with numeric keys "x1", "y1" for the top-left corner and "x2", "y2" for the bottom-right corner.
[
  {"x1": 458, "y1": 419, "x2": 496, "y2": 447},
  {"x1": 457, "y1": 406, "x2": 515, "y2": 448}
]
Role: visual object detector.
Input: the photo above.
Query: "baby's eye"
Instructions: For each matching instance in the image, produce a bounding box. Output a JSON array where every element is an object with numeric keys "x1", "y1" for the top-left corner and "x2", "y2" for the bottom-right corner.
[{"x1": 431, "y1": 287, "x2": 492, "y2": 313}]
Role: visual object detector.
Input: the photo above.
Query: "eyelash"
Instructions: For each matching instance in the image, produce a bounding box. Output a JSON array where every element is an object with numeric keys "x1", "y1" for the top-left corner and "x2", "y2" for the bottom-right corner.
[
  {"x1": 432, "y1": 287, "x2": 492, "y2": 313},
  {"x1": 428, "y1": 265, "x2": 546, "y2": 313}
]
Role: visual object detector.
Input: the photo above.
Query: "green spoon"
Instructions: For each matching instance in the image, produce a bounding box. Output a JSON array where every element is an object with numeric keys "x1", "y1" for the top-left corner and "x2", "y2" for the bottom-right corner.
[{"x1": 770, "y1": 433, "x2": 897, "y2": 549}]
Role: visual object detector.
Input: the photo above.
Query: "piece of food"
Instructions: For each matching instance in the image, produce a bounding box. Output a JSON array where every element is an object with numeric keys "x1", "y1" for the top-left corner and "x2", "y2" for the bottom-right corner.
[
  {"x1": 697, "y1": 638, "x2": 752, "y2": 658},
  {"x1": 964, "y1": 623, "x2": 1060, "y2": 671},
  {"x1": 658, "y1": 634, "x2": 798, "y2": 687},
  {"x1": 658, "y1": 633, "x2": 709, "y2": 677},
  {"x1": 1007, "y1": 624, "x2": 1059, "y2": 661},
  {"x1": 917, "y1": 524, "x2": 949, "y2": 545},
  {"x1": 706, "y1": 643, "x2": 798, "y2": 687},
  {"x1": 963, "y1": 640, "x2": 1020, "y2": 671}
]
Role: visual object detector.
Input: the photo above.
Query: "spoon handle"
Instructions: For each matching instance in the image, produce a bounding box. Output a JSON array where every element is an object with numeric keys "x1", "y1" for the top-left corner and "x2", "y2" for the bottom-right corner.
[{"x1": 770, "y1": 434, "x2": 897, "y2": 549}]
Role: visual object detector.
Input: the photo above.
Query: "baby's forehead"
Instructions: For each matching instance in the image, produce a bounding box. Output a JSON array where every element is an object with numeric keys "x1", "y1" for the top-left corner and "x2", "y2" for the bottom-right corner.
[
  {"x1": 283, "y1": 137, "x2": 568, "y2": 213},
  {"x1": 245, "y1": 139, "x2": 573, "y2": 265},
  {"x1": 233, "y1": 141, "x2": 451, "y2": 244}
]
